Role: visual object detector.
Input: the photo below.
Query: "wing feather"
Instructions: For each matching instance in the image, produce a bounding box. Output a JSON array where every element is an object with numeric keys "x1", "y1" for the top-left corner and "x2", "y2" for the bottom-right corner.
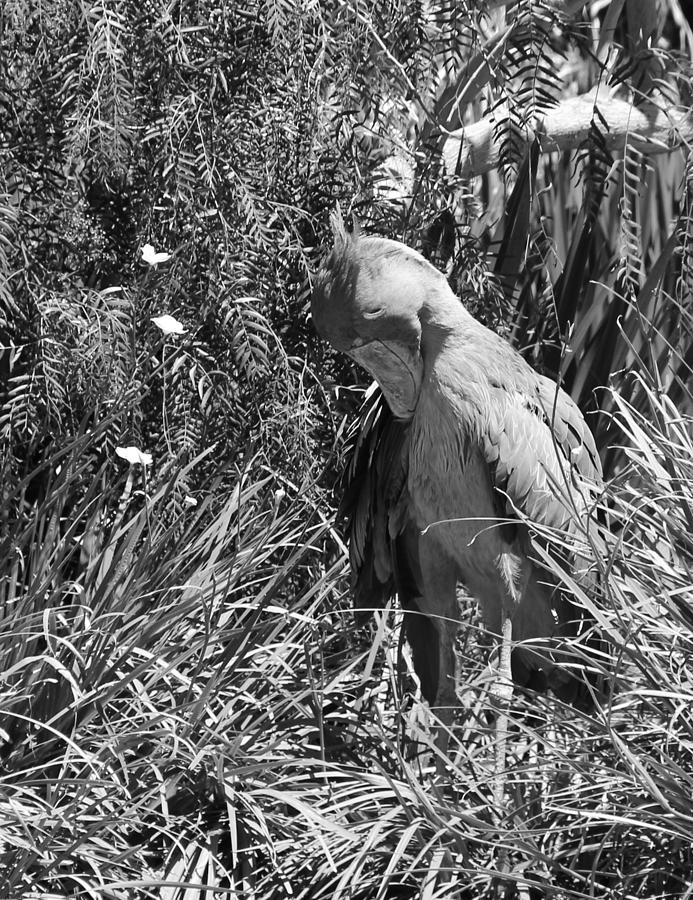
[
  {"x1": 480, "y1": 369, "x2": 601, "y2": 530},
  {"x1": 339, "y1": 386, "x2": 410, "y2": 613}
]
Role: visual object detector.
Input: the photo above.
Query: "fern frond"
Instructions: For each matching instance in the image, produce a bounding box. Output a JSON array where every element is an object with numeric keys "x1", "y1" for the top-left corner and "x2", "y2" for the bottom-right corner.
[
  {"x1": 676, "y1": 151, "x2": 693, "y2": 307},
  {"x1": 65, "y1": 0, "x2": 135, "y2": 180},
  {"x1": 575, "y1": 108, "x2": 614, "y2": 226},
  {"x1": 617, "y1": 140, "x2": 650, "y2": 292},
  {"x1": 0, "y1": 194, "x2": 18, "y2": 322},
  {"x1": 225, "y1": 296, "x2": 284, "y2": 385},
  {"x1": 492, "y1": 0, "x2": 567, "y2": 174}
]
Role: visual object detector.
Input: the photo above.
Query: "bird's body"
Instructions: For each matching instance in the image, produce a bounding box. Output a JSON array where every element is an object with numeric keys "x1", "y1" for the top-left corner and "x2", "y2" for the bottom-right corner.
[{"x1": 313, "y1": 216, "x2": 602, "y2": 723}]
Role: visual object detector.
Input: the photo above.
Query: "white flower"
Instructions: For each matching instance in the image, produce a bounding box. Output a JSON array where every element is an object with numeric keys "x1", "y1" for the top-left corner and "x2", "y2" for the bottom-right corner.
[
  {"x1": 141, "y1": 244, "x2": 171, "y2": 265},
  {"x1": 184, "y1": 495, "x2": 198, "y2": 507},
  {"x1": 116, "y1": 446, "x2": 153, "y2": 466},
  {"x1": 151, "y1": 314, "x2": 186, "y2": 335}
]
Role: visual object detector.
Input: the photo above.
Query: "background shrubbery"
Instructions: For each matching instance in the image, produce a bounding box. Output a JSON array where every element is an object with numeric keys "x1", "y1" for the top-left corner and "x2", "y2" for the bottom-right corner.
[{"x1": 2, "y1": 1, "x2": 693, "y2": 896}]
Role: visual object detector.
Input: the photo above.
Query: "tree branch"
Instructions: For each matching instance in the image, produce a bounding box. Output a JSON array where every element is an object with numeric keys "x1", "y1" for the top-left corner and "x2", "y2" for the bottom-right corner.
[{"x1": 441, "y1": 95, "x2": 693, "y2": 178}]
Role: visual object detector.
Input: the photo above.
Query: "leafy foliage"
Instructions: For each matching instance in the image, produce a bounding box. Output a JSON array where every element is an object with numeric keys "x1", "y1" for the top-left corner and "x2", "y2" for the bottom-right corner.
[{"x1": 2, "y1": 0, "x2": 693, "y2": 897}]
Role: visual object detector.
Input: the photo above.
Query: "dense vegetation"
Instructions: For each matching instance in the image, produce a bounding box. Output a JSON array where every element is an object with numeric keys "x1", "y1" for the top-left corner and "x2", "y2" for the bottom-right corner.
[{"x1": 2, "y1": 0, "x2": 693, "y2": 896}]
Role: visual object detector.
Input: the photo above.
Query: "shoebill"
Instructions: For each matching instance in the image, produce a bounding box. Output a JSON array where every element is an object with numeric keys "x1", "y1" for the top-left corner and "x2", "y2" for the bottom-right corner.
[{"x1": 311, "y1": 213, "x2": 602, "y2": 749}]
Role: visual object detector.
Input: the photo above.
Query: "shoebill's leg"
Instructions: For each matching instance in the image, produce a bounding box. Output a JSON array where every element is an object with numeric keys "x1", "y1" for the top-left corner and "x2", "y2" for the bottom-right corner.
[
  {"x1": 396, "y1": 526, "x2": 441, "y2": 709},
  {"x1": 418, "y1": 536, "x2": 460, "y2": 759},
  {"x1": 492, "y1": 551, "x2": 528, "y2": 889},
  {"x1": 493, "y1": 550, "x2": 531, "y2": 793},
  {"x1": 493, "y1": 613, "x2": 514, "y2": 810}
]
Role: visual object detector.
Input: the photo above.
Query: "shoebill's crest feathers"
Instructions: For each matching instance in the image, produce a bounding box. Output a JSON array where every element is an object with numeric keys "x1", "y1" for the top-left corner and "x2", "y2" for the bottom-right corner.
[{"x1": 312, "y1": 220, "x2": 602, "y2": 708}]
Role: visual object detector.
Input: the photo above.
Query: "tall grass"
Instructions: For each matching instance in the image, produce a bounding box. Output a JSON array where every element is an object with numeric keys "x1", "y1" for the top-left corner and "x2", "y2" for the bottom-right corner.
[
  {"x1": 0, "y1": 413, "x2": 352, "y2": 895},
  {"x1": 3, "y1": 370, "x2": 693, "y2": 898}
]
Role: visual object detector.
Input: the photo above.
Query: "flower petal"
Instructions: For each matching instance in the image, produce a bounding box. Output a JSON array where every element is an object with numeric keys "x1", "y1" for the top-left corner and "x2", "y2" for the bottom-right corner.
[
  {"x1": 141, "y1": 244, "x2": 172, "y2": 265},
  {"x1": 116, "y1": 446, "x2": 153, "y2": 466},
  {"x1": 151, "y1": 314, "x2": 186, "y2": 335}
]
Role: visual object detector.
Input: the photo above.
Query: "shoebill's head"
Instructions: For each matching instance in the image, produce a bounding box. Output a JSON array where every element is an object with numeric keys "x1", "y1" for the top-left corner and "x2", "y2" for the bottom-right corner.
[{"x1": 312, "y1": 213, "x2": 450, "y2": 420}]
